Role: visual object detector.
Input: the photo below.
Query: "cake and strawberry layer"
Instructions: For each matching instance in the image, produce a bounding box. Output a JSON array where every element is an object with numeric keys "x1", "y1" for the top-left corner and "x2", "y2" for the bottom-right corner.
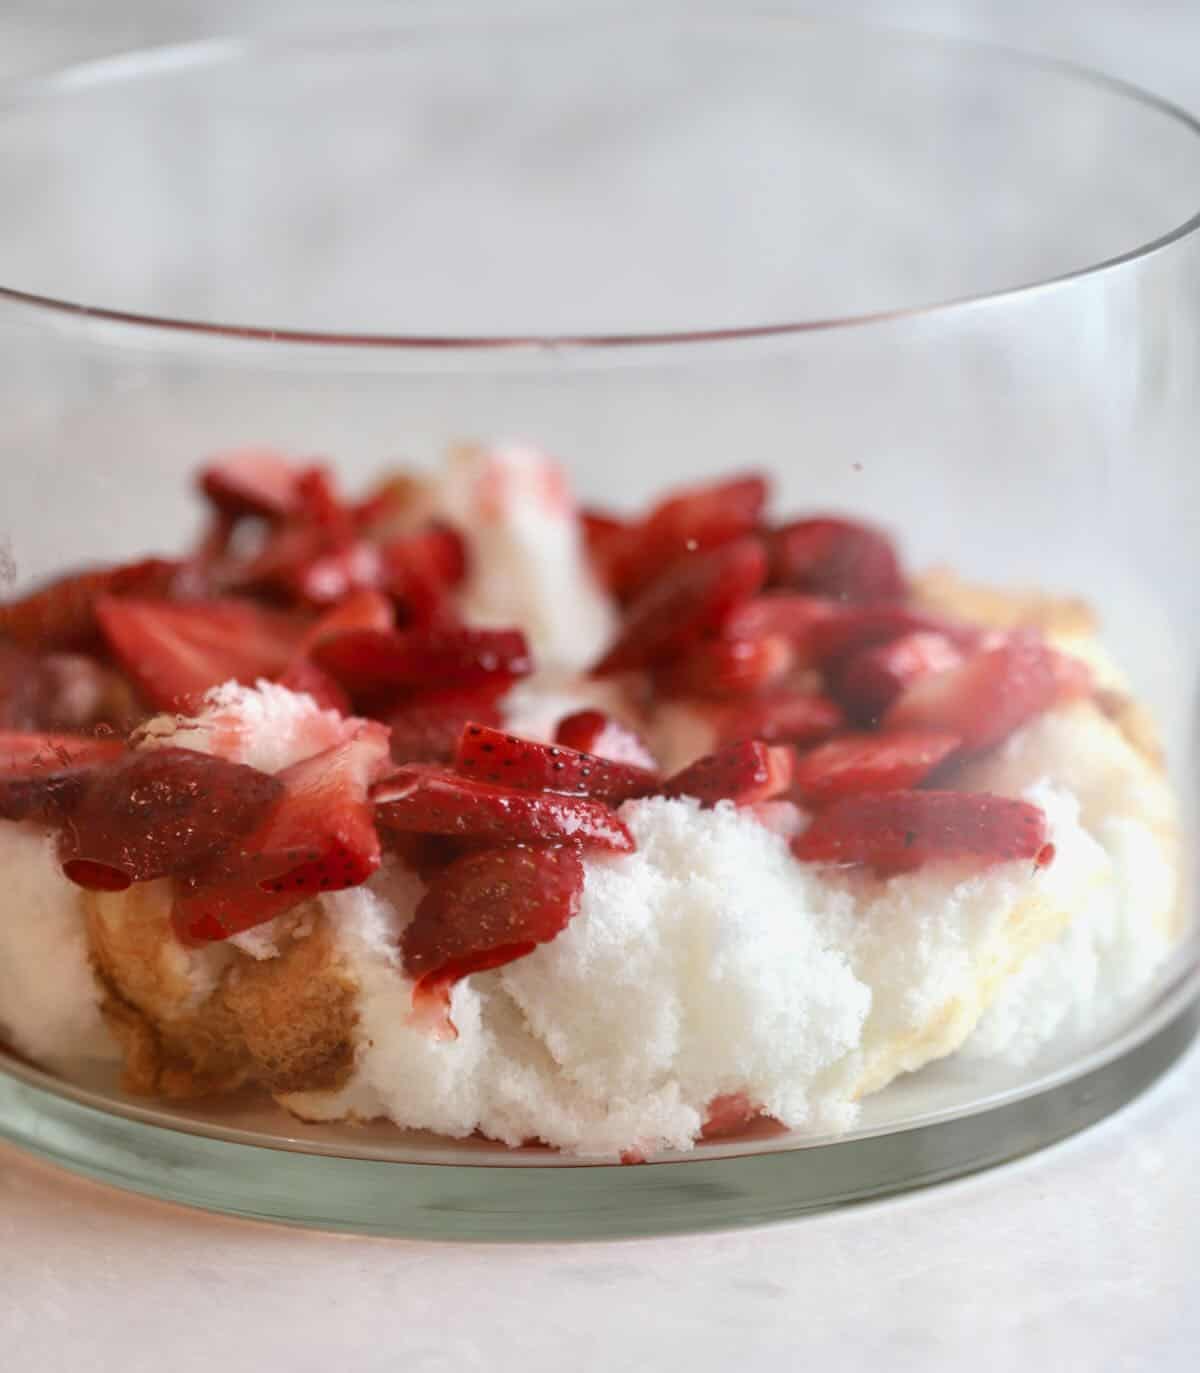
[{"x1": 0, "y1": 445, "x2": 1181, "y2": 1156}]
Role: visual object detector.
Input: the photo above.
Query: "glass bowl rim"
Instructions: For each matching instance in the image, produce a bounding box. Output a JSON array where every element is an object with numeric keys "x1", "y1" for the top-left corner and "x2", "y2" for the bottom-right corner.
[{"x1": 1, "y1": 8, "x2": 1199, "y2": 351}]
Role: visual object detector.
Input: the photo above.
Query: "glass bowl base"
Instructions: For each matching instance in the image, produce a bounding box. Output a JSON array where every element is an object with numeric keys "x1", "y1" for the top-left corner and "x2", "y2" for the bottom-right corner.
[{"x1": 1, "y1": 967, "x2": 1196, "y2": 1241}]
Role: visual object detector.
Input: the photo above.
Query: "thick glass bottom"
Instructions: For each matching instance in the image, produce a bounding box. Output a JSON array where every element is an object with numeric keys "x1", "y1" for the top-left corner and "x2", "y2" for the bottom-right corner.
[{"x1": 2, "y1": 958, "x2": 1196, "y2": 1241}]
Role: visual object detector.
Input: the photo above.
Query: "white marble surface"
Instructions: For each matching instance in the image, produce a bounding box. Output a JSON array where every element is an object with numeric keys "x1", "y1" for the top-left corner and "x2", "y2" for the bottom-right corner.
[
  {"x1": 2, "y1": 1044, "x2": 1197, "y2": 1371},
  {"x1": 1, "y1": 3, "x2": 1198, "y2": 1369}
]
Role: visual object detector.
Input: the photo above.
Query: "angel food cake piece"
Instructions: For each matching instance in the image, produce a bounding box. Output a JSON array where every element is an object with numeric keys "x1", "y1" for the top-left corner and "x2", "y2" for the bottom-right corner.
[{"x1": 0, "y1": 446, "x2": 1182, "y2": 1156}]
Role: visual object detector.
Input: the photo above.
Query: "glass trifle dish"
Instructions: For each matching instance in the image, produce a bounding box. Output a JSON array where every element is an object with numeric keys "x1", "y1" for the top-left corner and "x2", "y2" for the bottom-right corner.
[{"x1": 0, "y1": 16, "x2": 1197, "y2": 1235}]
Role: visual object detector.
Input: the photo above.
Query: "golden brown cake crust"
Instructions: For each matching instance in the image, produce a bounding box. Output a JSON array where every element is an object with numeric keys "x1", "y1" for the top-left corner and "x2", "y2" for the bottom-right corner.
[
  {"x1": 221, "y1": 919, "x2": 358, "y2": 1094},
  {"x1": 84, "y1": 883, "x2": 361, "y2": 1100}
]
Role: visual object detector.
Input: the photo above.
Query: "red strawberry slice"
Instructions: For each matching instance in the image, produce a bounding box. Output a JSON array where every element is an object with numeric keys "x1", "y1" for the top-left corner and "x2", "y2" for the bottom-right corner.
[
  {"x1": 653, "y1": 634, "x2": 794, "y2": 700},
  {"x1": 720, "y1": 593, "x2": 842, "y2": 649},
  {"x1": 59, "y1": 747, "x2": 283, "y2": 890},
  {"x1": 275, "y1": 657, "x2": 352, "y2": 715},
  {"x1": 387, "y1": 688, "x2": 505, "y2": 764},
  {"x1": 373, "y1": 767, "x2": 635, "y2": 853},
  {"x1": 592, "y1": 537, "x2": 768, "y2": 677},
  {"x1": 276, "y1": 589, "x2": 398, "y2": 712},
  {"x1": 0, "y1": 730, "x2": 125, "y2": 772},
  {"x1": 174, "y1": 722, "x2": 390, "y2": 942},
  {"x1": 792, "y1": 789, "x2": 1054, "y2": 875},
  {"x1": 835, "y1": 631, "x2": 965, "y2": 723},
  {"x1": 378, "y1": 526, "x2": 466, "y2": 630},
  {"x1": 768, "y1": 517, "x2": 905, "y2": 603},
  {"x1": 662, "y1": 740, "x2": 794, "y2": 807},
  {"x1": 0, "y1": 732, "x2": 125, "y2": 825},
  {"x1": 618, "y1": 473, "x2": 769, "y2": 596},
  {"x1": 297, "y1": 588, "x2": 395, "y2": 653},
  {"x1": 700, "y1": 1092, "x2": 769, "y2": 1141},
  {"x1": 807, "y1": 606, "x2": 976, "y2": 669},
  {"x1": 579, "y1": 508, "x2": 632, "y2": 591},
  {"x1": 313, "y1": 626, "x2": 532, "y2": 700},
  {"x1": 554, "y1": 710, "x2": 658, "y2": 770},
  {"x1": 790, "y1": 731, "x2": 960, "y2": 806},
  {"x1": 198, "y1": 449, "x2": 301, "y2": 520},
  {"x1": 97, "y1": 596, "x2": 304, "y2": 711},
  {"x1": 453, "y1": 723, "x2": 659, "y2": 805},
  {"x1": 288, "y1": 541, "x2": 384, "y2": 608},
  {"x1": 382, "y1": 523, "x2": 468, "y2": 591},
  {"x1": 0, "y1": 642, "x2": 44, "y2": 730},
  {"x1": 883, "y1": 631, "x2": 1060, "y2": 754},
  {"x1": 402, "y1": 844, "x2": 585, "y2": 1040},
  {"x1": 293, "y1": 465, "x2": 355, "y2": 539},
  {"x1": 716, "y1": 691, "x2": 844, "y2": 747},
  {"x1": 0, "y1": 558, "x2": 181, "y2": 651}
]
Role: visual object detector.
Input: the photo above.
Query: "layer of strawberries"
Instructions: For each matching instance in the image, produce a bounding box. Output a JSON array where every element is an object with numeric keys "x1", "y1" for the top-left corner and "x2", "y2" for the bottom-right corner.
[{"x1": 0, "y1": 452, "x2": 1089, "y2": 1022}]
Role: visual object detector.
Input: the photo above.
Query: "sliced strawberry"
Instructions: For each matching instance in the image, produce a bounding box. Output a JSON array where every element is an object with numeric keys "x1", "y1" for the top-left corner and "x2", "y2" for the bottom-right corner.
[
  {"x1": 835, "y1": 631, "x2": 965, "y2": 723},
  {"x1": 275, "y1": 657, "x2": 352, "y2": 714},
  {"x1": 618, "y1": 473, "x2": 769, "y2": 596},
  {"x1": 792, "y1": 789, "x2": 1054, "y2": 875},
  {"x1": 579, "y1": 508, "x2": 632, "y2": 591},
  {"x1": 653, "y1": 634, "x2": 794, "y2": 700},
  {"x1": 313, "y1": 626, "x2": 532, "y2": 700},
  {"x1": 198, "y1": 449, "x2": 301, "y2": 520},
  {"x1": 378, "y1": 525, "x2": 466, "y2": 629},
  {"x1": 383, "y1": 830, "x2": 481, "y2": 881},
  {"x1": 592, "y1": 537, "x2": 768, "y2": 677},
  {"x1": 276, "y1": 589, "x2": 397, "y2": 711},
  {"x1": 883, "y1": 632, "x2": 1060, "y2": 754},
  {"x1": 387, "y1": 688, "x2": 505, "y2": 764},
  {"x1": 0, "y1": 558, "x2": 180, "y2": 651},
  {"x1": 0, "y1": 730, "x2": 125, "y2": 772},
  {"x1": 720, "y1": 593, "x2": 842, "y2": 648},
  {"x1": 790, "y1": 731, "x2": 960, "y2": 806},
  {"x1": 59, "y1": 747, "x2": 283, "y2": 890},
  {"x1": 174, "y1": 722, "x2": 390, "y2": 942},
  {"x1": 288, "y1": 541, "x2": 384, "y2": 608},
  {"x1": 0, "y1": 732, "x2": 119, "y2": 824},
  {"x1": 807, "y1": 606, "x2": 975, "y2": 669},
  {"x1": 297, "y1": 588, "x2": 395, "y2": 653},
  {"x1": 402, "y1": 844, "x2": 584, "y2": 1039},
  {"x1": 373, "y1": 767, "x2": 635, "y2": 852},
  {"x1": 716, "y1": 691, "x2": 844, "y2": 747},
  {"x1": 768, "y1": 517, "x2": 905, "y2": 603},
  {"x1": 293, "y1": 465, "x2": 355, "y2": 539},
  {"x1": 554, "y1": 710, "x2": 658, "y2": 770},
  {"x1": 453, "y1": 723, "x2": 659, "y2": 804},
  {"x1": 382, "y1": 523, "x2": 468, "y2": 591},
  {"x1": 700, "y1": 1092, "x2": 764, "y2": 1141},
  {"x1": 0, "y1": 642, "x2": 43, "y2": 730},
  {"x1": 662, "y1": 740, "x2": 794, "y2": 807},
  {"x1": 96, "y1": 596, "x2": 304, "y2": 711}
]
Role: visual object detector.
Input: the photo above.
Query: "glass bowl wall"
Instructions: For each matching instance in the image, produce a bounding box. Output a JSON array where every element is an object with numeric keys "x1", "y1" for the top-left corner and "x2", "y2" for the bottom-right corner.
[{"x1": 0, "y1": 14, "x2": 1198, "y2": 1236}]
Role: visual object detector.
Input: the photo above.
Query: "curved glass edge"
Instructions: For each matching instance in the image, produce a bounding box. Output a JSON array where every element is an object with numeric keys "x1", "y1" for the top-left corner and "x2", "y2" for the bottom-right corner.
[
  {"x1": 0, "y1": 13, "x2": 1199, "y2": 348},
  {"x1": 1, "y1": 988, "x2": 1196, "y2": 1240}
]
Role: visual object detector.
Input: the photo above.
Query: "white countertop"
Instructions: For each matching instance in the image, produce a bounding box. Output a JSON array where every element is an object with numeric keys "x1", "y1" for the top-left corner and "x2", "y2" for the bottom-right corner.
[
  {"x1": 3, "y1": 1041, "x2": 1197, "y2": 1371},
  {"x1": 1, "y1": 1, "x2": 1198, "y2": 1368}
]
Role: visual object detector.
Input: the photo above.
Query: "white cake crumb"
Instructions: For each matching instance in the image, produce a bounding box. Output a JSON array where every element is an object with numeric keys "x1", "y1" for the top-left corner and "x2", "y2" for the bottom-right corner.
[
  {"x1": 436, "y1": 443, "x2": 618, "y2": 671},
  {"x1": 958, "y1": 707, "x2": 1178, "y2": 1065},
  {"x1": 289, "y1": 785, "x2": 1106, "y2": 1156},
  {"x1": 136, "y1": 679, "x2": 348, "y2": 774},
  {"x1": 0, "y1": 824, "x2": 120, "y2": 1071}
]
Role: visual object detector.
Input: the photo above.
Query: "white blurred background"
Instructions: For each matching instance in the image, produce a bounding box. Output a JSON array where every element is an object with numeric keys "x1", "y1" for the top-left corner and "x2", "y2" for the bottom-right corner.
[{"x1": 0, "y1": 0, "x2": 1197, "y2": 111}]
